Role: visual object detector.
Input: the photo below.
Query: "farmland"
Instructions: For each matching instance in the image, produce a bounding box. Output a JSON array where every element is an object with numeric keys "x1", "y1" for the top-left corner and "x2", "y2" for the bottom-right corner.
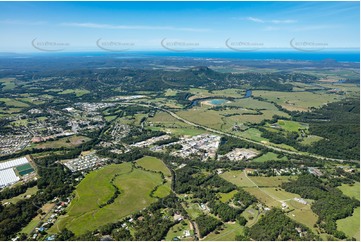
[
  {"x1": 252, "y1": 152, "x2": 288, "y2": 162},
  {"x1": 135, "y1": 156, "x2": 172, "y2": 198},
  {"x1": 48, "y1": 163, "x2": 164, "y2": 235},
  {"x1": 2, "y1": 186, "x2": 38, "y2": 205},
  {"x1": 0, "y1": 50, "x2": 359, "y2": 241},
  {"x1": 34, "y1": 135, "x2": 91, "y2": 149},
  {"x1": 204, "y1": 222, "x2": 244, "y2": 241},
  {"x1": 219, "y1": 170, "x2": 256, "y2": 188},
  {"x1": 252, "y1": 90, "x2": 341, "y2": 111},
  {"x1": 165, "y1": 219, "x2": 193, "y2": 241},
  {"x1": 135, "y1": 156, "x2": 171, "y2": 177},
  {"x1": 58, "y1": 89, "x2": 90, "y2": 97},
  {"x1": 337, "y1": 207, "x2": 360, "y2": 240},
  {"x1": 338, "y1": 182, "x2": 360, "y2": 199}
]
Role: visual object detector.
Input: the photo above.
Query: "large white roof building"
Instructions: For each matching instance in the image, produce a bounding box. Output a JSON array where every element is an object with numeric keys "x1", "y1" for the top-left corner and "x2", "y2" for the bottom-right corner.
[
  {"x1": 0, "y1": 157, "x2": 29, "y2": 170},
  {"x1": 0, "y1": 168, "x2": 20, "y2": 188},
  {"x1": 0, "y1": 157, "x2": 30, "y2": 188}
]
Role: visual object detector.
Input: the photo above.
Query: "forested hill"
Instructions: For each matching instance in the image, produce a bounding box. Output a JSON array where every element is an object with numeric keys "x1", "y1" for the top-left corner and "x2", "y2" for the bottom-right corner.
[
  {"x1": 2, "y1": 66, "x2": 318, "y2": 97},
  {"x1": 294, "y1": 98, "x2": 360, "y2": 160}
]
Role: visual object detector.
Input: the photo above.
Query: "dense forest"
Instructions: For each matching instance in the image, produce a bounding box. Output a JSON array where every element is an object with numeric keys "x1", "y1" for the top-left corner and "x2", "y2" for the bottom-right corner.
[
  {"x1": 257, "y1": 98, "x2": 360, "y2": 160},
  {"x1": 294, "y1": 98, "x2": 360, "y2": 160}
]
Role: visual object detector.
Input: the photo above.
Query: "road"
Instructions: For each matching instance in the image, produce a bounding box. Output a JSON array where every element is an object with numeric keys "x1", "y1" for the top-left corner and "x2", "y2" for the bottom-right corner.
[{"x1": 122, "y1": 102, "x2": 356, "y2": 163}]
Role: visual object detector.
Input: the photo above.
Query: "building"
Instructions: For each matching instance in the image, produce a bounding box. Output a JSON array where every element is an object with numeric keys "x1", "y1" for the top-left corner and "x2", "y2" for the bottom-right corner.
[
  {"x1": 0, "y1": 168, "x2": 20, "y2": 188},
  {"x1": 0, "y1": 157, "x2": 29, "y2": 170}
]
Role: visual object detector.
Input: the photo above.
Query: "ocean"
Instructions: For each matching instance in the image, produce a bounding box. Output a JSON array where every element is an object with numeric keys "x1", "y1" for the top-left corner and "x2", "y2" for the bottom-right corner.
[{"x1": 6, "y1": 50, "x2": 360, "y2": 62}]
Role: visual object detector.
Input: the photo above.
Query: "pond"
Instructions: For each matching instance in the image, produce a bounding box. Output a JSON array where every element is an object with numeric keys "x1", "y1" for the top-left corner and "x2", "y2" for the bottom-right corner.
[
  {"x1": 245, "y1": 89, "x2": 252, "y2": 98},
  {"x1": 209, "y1": 99, "x2": 228, "y2": 105}
]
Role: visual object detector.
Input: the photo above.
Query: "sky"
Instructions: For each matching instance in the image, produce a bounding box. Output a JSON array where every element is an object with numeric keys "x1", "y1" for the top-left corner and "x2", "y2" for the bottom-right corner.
[{"x1": 0, "y1": 1, "x2": 359, "y2": 52}]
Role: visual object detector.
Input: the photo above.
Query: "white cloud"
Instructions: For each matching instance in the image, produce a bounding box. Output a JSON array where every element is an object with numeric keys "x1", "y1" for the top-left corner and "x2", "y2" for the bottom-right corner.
[
  {"x1": 262, "y1": 24, "x2": 341, "y2": 32},
  {"x1": 271, "y1": 19, "x2": 297, "y2": 24},
  {"x1": 60, "y1": 22, "x2": 211, "y2": 32},
  {"x1": 245, "y1": 17, "x2": 297, "y2": 24},
  {"x1": 246, "y1": 17, "x2": 264, "y2": 23}
]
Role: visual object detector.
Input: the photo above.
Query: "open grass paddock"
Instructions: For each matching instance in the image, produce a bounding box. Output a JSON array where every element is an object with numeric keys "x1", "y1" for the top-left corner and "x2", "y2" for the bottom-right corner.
[{"x1": 48, "y1": 163, "x2": 164, "y2": 235}]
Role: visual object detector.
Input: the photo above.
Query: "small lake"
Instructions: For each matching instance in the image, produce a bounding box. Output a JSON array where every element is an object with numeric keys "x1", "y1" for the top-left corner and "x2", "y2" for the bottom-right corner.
[
  {"x1": 209, "y1": 99, "x2": 228, "y2": 105},
  {"x1": 245, "y1": 90, "x2": 252, "y2": 98}
]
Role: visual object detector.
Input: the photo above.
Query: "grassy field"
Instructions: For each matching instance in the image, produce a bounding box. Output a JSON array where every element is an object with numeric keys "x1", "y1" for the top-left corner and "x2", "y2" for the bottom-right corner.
[
  {"x1": 135, "y1": 156, "x2": 171, "y2": 177},
  {"x1": 149, "y1": 111, "x2": 183, "y2": 125},
  {"x1": 164, "y1": 89, "x2": 178, "y2": 97},
  {"x1": 149, "y1": 125, "x2": 206, "y2": 137},
  {"x1": 35, "y1": 135, "x2": 90, "y2": 149},
  {"x1": 337, "y1": 182, "x2": 360, "y2": 199},
  {"x1": 300, "y1": 135, "x2": 323, "y2": 145},
  {"x1": 135, "y1": 156, "x2": 172, "y2": 198},
  {"x1": 153, "y1": 184, "x2": 172, "y2": 198},
  {"x1": 277, "y1": 120, "x2": 308, "y2": 132},
  {"x1": 204, "y1": 222, "x2": 244, "y2": 241},
  {"x1": 48, "y1": 163, "x2": 164, "y2": 235},
  {"x1": 0, "y1": 78, "x2": 16, "y2": 90},
  {"x1": 21, "y1": 203, "x2": 55, "y2": 235},
  {"x1": 241, "y1": 205, "x2": 260, "y2": 227},
  {"x1": 176, "y1": 109, "x2": 224, "y2": 130},
  {"x1": 58, "y1": 89, "x2": 90, "y2": 97},
  {"x1": 219, "y1": 190, "x2": 238, "y2": 203},
  {"x1": 219, "y1": 171, "x2": 256, "y2": 188},
  {"x1": 286, "y1": 208, "x2": 318, "y2": 233},
  {"x1": 237, "y1": 128, "x2": 269, "y2": 142},
  {"x1": 182, "y1": 202, "x2": 204, "y2": 220},
  {"x1": 227, "y1": 98, "x2": 282, "y2": 110},
  {"x1": 0, "y1": 98, "x2": 29, "y2": 107},
  {"x1": 177, "y1": 105, "x2": 289, "y2": 131},
  {"x1": 252, "y1": 152, "x2": 288, "y2": 162},
  {"x1": 219, "y1": 170, "x2": 320, "y2": 232},
  {"x1": 2, "y1": 186, "x2": 38, "y2": 205},
  {"x1": 243, "y1": 186, "x2": 318, "y2": 231},
  {"x1": 188, "y1": 88, "x2": 245, "y2": 100},
  {"x1": 250, "y1": 176, "x2": 296, "y2": 187},
  {"x1": 252, "y1": 90, "x2": 340, "y2": 111},
  {"x1": 337, "y1": 207, "x2": 360, "y2": 240},
  {"x1": 148, "y1": 112, "x2": 205, "y2": 136},
  {"x1": 165, "y1": 219, "x2": 193, "y2": 241}
]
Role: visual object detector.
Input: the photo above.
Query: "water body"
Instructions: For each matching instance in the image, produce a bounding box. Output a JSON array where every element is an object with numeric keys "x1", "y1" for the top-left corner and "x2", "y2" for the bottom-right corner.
[
  {"x1": 146, "y1": 51, "x2": 360, "y2": 62},
  {"x1": 209, "y1": 99, "x2": 228, "y2": 105},
  {"x1": 245, "y1": 90, "x2": 252, "y2": 98},
  {"x1": 189, "y1": 100, "x2": 199, "y2": 108},
  {"x1": 24, "y1": 50, "x2": 360, "y2": 62}
]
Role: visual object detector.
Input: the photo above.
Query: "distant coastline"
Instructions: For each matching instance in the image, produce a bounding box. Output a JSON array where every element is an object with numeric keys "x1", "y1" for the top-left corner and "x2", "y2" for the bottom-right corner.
[{"x1": 0, "y1": 50, "x2": 360, "y2": 62}]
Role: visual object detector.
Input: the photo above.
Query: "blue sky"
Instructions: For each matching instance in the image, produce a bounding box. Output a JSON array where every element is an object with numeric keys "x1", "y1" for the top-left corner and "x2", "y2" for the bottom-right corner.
[{"x1": 0, "y1": 1, "x2": 359, "y2": 52}]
